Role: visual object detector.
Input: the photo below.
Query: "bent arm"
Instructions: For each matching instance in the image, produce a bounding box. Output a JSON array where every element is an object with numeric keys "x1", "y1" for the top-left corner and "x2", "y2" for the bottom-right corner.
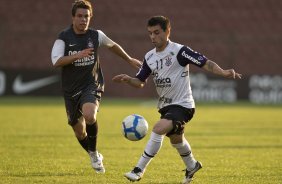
[
  {"x1": 202, "y1": 60, "x2": 242, "y2": 79},
  {"x1": 51, "y1": 39, "x2": 94, "y2": 67},
  {"x1": 112, "y1": 74, "x2": 145, "y2": 88},
  {"x1": 53, "y1": 55, "x2": 79, "y2": 68},
  {"x1": 54, "y1": 48, "x2": 94, "y2": 67}
]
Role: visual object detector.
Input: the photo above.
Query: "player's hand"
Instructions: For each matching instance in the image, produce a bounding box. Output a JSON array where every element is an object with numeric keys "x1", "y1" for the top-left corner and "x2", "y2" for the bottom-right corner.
[
  {"x1": 112, "y1": 74, "x2": 131, "y2": 83},
  {"x1": 113, "y1": 74, "x2": 145, "y2": 88},
  {"x1": 76, "y1": 48, "x2": 94, "y2": 59},
  {"x1": 223, "y1": 69, "x2": 242, "y2": 79},
  {"x1": 129, "y1": 58, "x2": 142, "y2": 69}
]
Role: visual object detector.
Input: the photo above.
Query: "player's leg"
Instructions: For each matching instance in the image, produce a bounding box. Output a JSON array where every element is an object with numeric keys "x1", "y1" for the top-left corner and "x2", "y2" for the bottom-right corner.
[
  {"x1": 170, "y1": 134, "x2": 203, "y2": 183},
  {"x1": 124, "y1": 119, "x2": 172, "y2": 181},
  {"x1": 64, "y1": 92, "x2": 104, "y2": 173},
  {"x1": 136, "y1": 119, "x2": 172, "y2": 168},
  {"x1": 72, "y1": 116, "x2": 88, "y2": 152},
  {"x1": 170, "y1": 134, "x2": 197, "y2": 171},
  {"x1": 80, "y1": 85, "x2": 102, "y2": 153},
  {"x1": 82, "y1": 102, "x2": 105, "y2": 173},
  {"x1": 82, "y1": 102, "x2": 98, "y2": 152},
  {"x1": 64, "y1": 95, "x2": 88, "y2": 152},
  {"x1": 168, "y1": 107, "x2": 202, "y2": 184}
]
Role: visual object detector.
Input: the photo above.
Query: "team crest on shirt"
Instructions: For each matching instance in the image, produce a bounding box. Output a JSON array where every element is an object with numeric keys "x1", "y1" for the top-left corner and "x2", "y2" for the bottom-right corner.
[
  {"x1": 87, "y1": 38, "x2": 94, "y2": 48},
  {"x1": 164, "y1": 56, "x2": 172, "y2": 66}
]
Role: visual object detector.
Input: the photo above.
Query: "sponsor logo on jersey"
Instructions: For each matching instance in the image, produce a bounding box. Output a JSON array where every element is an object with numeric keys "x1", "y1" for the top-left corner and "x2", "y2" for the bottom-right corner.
[
  {"x1": 68, "y1": 50, "x2": 95, "y2": 66},
  {"x1": 155, "y1": 77, "x2": 171, "y2": 88},
  {"x1": 159, "y1": 96, "x2": 172, "y2": 104},
  {"x1": 181, "y1": 51, "x2": 201, "y2": 65},
  {"x1": 181, "y1": 71, "x2": 188, "y2": 77},
  {"x1": 198, "y1": 56, "x2": 204, "y2": 60}
]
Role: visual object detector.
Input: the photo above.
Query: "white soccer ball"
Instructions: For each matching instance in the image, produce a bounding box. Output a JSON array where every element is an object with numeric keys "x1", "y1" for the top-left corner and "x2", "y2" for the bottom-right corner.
[{"x1": 122, "y1": 114, "x2": 148, "y2": 141}]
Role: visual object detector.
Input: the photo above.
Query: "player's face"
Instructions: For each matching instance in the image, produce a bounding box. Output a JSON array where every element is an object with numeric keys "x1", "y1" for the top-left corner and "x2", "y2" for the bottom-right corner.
[
  {"x1": 147, "y1": 25, "x2": 170, "y2": 51},
  {"x1": 72, "y1": 8, "x2": 91, "y2": 34}
]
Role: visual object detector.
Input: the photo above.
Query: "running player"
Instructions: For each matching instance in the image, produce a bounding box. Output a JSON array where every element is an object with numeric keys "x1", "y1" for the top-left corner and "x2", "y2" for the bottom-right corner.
[
  {"x1": 51, "y1": 0, "x2": 141, "y2": 174},
  {"x1": 113, "y1": 15, "x2": 241, "y2": 183}
]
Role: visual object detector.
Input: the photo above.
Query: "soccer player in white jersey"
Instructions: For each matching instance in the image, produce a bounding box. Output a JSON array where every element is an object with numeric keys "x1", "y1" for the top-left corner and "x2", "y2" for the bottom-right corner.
[
  {"x1": 113, "y1": 15, "x2": 242, "y2": 183},
  {"x1": 51, "y1": 0, "x2": 141, "y2": 174}
]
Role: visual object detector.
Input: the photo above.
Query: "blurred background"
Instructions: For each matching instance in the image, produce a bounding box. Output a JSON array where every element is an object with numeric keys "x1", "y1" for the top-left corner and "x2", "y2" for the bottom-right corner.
[{"x1": 0, "y1": 0, "x2": 281, "y2": 103}]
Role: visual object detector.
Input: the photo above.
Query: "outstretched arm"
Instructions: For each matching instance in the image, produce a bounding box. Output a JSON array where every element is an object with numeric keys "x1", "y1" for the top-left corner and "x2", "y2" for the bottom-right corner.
[
  {"x1": 112, "y1": 74, "x2": 145, "y2": 88},
  {"x1": 202, "y1": 60, "x2": 242, "y2": 79},
  {"x1": 98, "y1": 30, "x2": 142, "y2": 69},
  {"x1": 108, "y1": 44, "x2": 142, "y2": 69}
]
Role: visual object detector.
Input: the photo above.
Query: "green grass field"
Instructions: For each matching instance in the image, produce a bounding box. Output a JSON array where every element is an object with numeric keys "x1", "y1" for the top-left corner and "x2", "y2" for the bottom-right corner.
[{"x1": 0, "y1": 97, "x2": 281, "y2": 184}]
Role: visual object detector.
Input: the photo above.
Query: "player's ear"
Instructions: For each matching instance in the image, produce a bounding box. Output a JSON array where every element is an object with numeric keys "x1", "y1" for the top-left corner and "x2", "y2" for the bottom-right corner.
[{"x1": 166, "y1": 26, "x2": 171, "y2": 38}]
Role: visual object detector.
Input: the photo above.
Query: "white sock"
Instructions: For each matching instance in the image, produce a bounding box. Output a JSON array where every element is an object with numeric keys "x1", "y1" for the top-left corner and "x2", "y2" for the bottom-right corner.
[
  {"x1": 172, "y1": 139, "x2": 196, "y2": 171},
  {"x1": 136, "y1": 132, "x2": 164, "y2": 171}
]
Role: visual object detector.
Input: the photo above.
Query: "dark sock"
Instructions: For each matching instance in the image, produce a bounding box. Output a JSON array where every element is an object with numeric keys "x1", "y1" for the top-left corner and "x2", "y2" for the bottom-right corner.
[
  {"x1": 77, "y1": 136, "x2": 88, "y2": 152},
  {"x1": 86, "y1": 122, "x2": 98, "y2": 152}
]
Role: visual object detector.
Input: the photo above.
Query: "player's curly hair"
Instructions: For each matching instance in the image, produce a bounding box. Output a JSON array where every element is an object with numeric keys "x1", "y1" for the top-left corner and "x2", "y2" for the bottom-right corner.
[
  {"x1": 147, "y1": 16, "x2": 171, "y2": 32},
  {"x1": 72, "y1": 0, "x2": 93, "y2": 17}
]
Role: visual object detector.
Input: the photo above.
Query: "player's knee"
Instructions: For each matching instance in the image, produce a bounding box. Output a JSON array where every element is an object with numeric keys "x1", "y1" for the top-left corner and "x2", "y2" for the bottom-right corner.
[
  {"x1": 82, "y1": 103, "x2": 98, "y2": 124},
  {"x1": 169, "y1": 134, "x2": 184, "y2": 144},
  {"x1": 84, "y1": 114, "x2": 96, "y2": 124},
  {"x1": 152, "y1": 120, "x2": 173, "y2": 135},
  {"x1": 74, "y1": 129, "x2": 87, "y2": 140},
  {"x1": 152, "y1": 125, "x2": 164, "y2": 135}
]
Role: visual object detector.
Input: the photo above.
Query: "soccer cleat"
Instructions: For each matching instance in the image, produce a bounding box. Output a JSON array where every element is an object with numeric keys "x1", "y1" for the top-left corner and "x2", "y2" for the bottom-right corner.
[
  {"x1": 182, "y1": 161, "x2": 202, "y2": 184},
  {"x1": 124, "y1": 167, "x2": 144, "y2": 182},
  {"x1": 89, "y1": 151, "x2": 105, "y2": 173}
]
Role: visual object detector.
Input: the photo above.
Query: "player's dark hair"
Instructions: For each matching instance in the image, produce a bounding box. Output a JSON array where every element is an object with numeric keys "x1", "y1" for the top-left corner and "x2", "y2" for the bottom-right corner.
[
  {"x1": 72, "y1": 0, "x2": 93, "y2": 17},
  {"x1": 147, "y1": 16, "x2": 171, "y2": 31}
]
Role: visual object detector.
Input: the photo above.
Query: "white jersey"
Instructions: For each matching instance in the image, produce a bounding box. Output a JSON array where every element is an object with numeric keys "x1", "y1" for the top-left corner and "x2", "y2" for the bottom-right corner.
[{"x1": 136, "y1": 40, "x2": 207, "y2": 109}]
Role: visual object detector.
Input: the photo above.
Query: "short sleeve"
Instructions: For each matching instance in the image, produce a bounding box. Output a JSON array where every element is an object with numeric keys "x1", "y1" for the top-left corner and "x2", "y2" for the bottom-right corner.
[
  {"x1": 51, "y1": 39, "x2": 65, "y2": 65},
  {"x1": 176, "y1": 46, "x2": 207, "y2": 67},
  {"x1": 135, "y1": 59, "x2": 152, "y2": 82},
  {"x1": 97, "y1": 30, "x2": 115, "y2": 47}
]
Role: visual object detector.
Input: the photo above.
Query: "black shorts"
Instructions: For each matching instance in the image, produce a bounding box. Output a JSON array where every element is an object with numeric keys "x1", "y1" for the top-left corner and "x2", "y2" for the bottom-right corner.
[
  {"x1": 158, "y1": 105, "x2": 195, "y2": 136},
  {"x1": 64, "y1": 84, "x2": 101, "y2": 126}
]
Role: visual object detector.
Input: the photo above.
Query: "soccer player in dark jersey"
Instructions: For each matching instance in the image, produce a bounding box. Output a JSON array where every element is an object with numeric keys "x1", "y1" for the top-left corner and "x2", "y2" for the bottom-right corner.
[
  {"x1": 51, "y1": 0, "x2": 141, "y2": 174},
  {"x1": 113, "y1": 16, "x2": 242, "y2": 183}
]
